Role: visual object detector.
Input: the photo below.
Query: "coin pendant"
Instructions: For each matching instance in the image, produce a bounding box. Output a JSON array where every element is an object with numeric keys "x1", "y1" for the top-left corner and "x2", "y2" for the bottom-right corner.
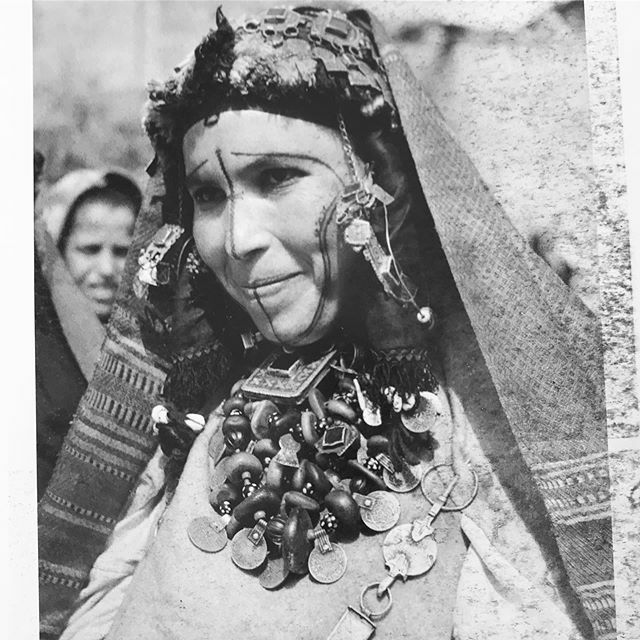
[
  {"x1": 383, "y1": 460, "x2": 421, "y2": 493},
  {"x1": 187, "y1": 516, "x2": 228, "y2": 553},
  {"x1": 231, "y1": 530, "x2": 268, "y2": 570},
  {"x1": 421, "y1": 463, "x2": 479, "y2": 511},
  {"x1": 401, "y1": 394, "x2": 439, "y2": 434},
  {"x1": 359, "y1": 491, "x2": 401, "y2": 532},
  {"x1": 259, "y1": 556, "x2": 290, "y2": 590},
  {"x1": 308, "y1": 542, "x2": 347, "y2": 584},
  {"x1": 383, "y1": 523, "x2": 438, "y2": 577}
]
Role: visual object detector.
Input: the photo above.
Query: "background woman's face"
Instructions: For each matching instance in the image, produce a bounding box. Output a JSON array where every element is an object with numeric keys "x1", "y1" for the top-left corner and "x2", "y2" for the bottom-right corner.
[
  {"x1": 63, "y1": 198, "x2": 135, "y2": 323},
  {"x1": 184, "y1": 110, "x2": 358, "y2": 347}
]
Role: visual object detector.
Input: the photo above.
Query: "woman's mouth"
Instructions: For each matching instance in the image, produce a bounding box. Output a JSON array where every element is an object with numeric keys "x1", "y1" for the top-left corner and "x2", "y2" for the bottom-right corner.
[{"x1": 241, "y1": 272, "x2": 302, "y2": 292}]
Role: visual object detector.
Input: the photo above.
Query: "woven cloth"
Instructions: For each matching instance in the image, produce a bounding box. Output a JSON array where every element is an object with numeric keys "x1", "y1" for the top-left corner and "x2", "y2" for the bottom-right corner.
[{"x1": 37, "y1": 8, "x2": 614, "y2": 639}]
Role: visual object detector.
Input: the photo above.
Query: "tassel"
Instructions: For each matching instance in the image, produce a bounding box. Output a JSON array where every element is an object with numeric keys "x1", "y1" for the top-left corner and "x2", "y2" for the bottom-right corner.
[
  {"x1": 360, "y1": 347, "x2": 438, "y2": 407},
  {"x1": 162, "y1": 341, "x2": 231, "y2": 411}
]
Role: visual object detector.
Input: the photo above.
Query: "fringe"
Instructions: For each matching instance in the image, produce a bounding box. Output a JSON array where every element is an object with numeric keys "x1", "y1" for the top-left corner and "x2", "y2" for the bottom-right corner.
[{"x1": 162, "y1": 341, "x2": 231, "y2": 412}]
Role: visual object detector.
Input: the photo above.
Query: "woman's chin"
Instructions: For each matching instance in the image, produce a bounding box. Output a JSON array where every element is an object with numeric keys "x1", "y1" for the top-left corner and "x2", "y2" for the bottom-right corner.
[{"x1": 252, "y1": 309, "x2": 336, "y2": 348}]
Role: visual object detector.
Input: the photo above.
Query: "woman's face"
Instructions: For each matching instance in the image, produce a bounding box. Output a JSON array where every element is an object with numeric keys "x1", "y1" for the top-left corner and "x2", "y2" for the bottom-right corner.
[
  {"x1": 63, "y1": 197, "x2": 136, "y2": 323},
  {"x1": 184, "y1": 110, "x2": 359, "y2": 347}
]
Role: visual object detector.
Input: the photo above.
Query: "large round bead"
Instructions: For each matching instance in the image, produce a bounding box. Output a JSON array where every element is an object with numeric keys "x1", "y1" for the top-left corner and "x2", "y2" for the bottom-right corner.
[{"x1": 324, "y1": 489, "x2": 360, "y2": 537}]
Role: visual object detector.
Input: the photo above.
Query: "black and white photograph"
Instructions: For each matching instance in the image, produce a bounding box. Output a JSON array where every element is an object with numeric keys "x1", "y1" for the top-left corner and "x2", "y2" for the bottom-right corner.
[{"x1": 7, "y1": 1, "x2": 639, "y2": 638}]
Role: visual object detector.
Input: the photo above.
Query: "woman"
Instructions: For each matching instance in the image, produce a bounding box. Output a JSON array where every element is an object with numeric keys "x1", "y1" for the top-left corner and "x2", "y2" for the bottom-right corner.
[
  {"x1": 35, "y1": 169, "x2": 141, "y2": 498},
  {"x1": 39, "y1": 6, "x2": 614, "y2": 640}
]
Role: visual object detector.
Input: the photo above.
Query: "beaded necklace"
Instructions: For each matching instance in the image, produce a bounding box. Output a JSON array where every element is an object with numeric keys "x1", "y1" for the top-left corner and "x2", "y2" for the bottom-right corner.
[{"x1": 153, "y1": 342, "x2": 477, "y2": 596}]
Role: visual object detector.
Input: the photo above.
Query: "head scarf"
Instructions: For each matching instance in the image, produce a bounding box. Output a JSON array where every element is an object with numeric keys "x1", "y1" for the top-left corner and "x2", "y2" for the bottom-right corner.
[{"x1": 38, "y1": 7, "x2": 614, "y2": 639}]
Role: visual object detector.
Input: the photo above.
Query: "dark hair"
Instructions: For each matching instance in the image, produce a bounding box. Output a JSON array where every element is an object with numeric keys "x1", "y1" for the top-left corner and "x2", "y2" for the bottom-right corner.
[{"x1": 57, "y1": 176, "x2": 142, "y2": 253}]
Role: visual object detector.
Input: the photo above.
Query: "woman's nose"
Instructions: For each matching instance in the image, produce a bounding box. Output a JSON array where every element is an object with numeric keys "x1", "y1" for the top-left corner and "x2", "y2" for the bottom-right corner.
[
  {"x1": 225, "y1": 192, "x2": 272, "y2": 260},
  {"x1": 96, "y1": 249, "x2": 117, "y2": 278}
]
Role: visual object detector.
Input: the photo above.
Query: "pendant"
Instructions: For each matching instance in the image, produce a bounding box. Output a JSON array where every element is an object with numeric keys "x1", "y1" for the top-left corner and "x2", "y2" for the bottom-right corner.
[
  {"x1": 308, "y1": 531, "x2": 348, "y2": 584},
  {"x1": 187, "y1": 515, "x2": 228, "y2": 553},
  {"x1": 382, "y1": 459, "x2": 421, "y2": 493},
  {"x1": 383, "y1": 524, "x2": 438, "y2": 577},
  {"x1": 400, "y1": 392, "x2": 441, "y2": 434},
  {"x1": 326, "y1": 607, "x2": 376, "y2": 640},
  {"x1": 353, "y1": 491, "x2": 400, "y2": 532},
  {"x1": 273, "y1": 433, "x2": 302, "y2": 468},
  {"x1": 231, "y1": 521, "x2": 268, "y2": 570},
  {"x1": 259, "y1": 556, "x2": 290, "y2": 590},
  {"x1": 353, "y1": 379, "x2": 381, "y2": 427}
]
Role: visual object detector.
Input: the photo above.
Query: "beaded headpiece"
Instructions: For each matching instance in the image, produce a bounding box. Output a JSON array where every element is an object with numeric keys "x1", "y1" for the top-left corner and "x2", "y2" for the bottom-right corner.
[{"x1": 145, "y1": 6, "x2": 397, "y2": 171}]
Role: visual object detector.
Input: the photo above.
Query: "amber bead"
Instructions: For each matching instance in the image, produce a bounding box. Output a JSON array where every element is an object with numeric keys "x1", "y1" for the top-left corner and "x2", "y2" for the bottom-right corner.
[
  {"x1": 326, "y1": 398, "x2": 357, "y2": 423},
  {"x1": 224, "y1": 429, "x2": 250, "y2": 453},
  {"x1": 349, "y1": 476, "x2": 368, "y2": 494},
  {"x1": 250, "y1": 400, "x2": 279, "y2": 439},
  {"x1": 308, "y1": 388, "x2": 327, "y2": 420},
  {"x1": 300, "y1": 411, "x2": 319, "y2": 445},
  {"x1": 264, "y1": 458, "x2": 291, "y2": 493},
  {"x1": 270, "y1": 410, "x2": 301, "y2": 440},
  {"x1": 233, "y1": 486, "x2": 281, "y2": 527},
  {"x1": 210, "y1": 483, "x2": 242, "y2": 511},
  {"x1": 226, "y1": 451, "x2": 263, "y2": 484},
  {"x1": 366, "y1": 435, "x2": 390, "y2": 456},
  {"x1": 291, "y1": 460, "x2": 332, "y2": 498},
  {"x1": 282, "y1": 490, "x2": 320, "y2": 513},
  {"x1": 253, "y1": 438, "x2": 279, "y2": 467},
  {"x1": 324, "y1": 489, "x2": 360, "y2": 537},
  {"x1": 282, "y1": 507, "x2": 313, "y2": 574},
  {"x1": 222, "y1": 413, "x2": 251, "y2": 437},
  {"x1": 223, "y1": 396, "x2": 247, "y2": 416}
]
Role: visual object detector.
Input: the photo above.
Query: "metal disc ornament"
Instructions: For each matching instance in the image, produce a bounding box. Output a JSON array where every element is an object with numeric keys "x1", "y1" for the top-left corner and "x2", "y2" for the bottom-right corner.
[
  {"x1": 400, "y1": 393, "x2": 440, "y2": 434},
  {"x1": 358, "y1": 491, "x2": 401, "y2": 532},
  {"x1": 421, "y1": 463, "x2": 478, "y2": 511},
  {"x1": 383, "y1": 524, "x2": 438, "y2": 576},
  {"x1": 308, "y1": 542, "x2": 348, "y2": 584},
  {"x1": 383, "y1": 460, "x2": 421, "y2": 493},
  {"x1": 231, "y1": 530, "x2": 268, "y2": 570},
  {"x1": 259, "y1": 556, "x2": 290, "y2": 590},
  {"x1": 187, "y1": 516, "x2": 228, "y2": 553}
]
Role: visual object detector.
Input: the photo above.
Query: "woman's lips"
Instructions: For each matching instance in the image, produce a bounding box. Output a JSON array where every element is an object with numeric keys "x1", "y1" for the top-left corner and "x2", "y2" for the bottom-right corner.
[{"x1": 239, "y1": 272, "x2": 303, "y2": 296}]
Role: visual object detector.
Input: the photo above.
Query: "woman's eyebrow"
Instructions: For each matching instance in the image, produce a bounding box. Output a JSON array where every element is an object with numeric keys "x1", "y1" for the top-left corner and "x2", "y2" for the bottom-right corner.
[
  {"x1": 185, "y1": 159, "x2": 209, "y2": 184},
  {"x1": 230, "y1": 151, "x2": 342, "y2": 180}
]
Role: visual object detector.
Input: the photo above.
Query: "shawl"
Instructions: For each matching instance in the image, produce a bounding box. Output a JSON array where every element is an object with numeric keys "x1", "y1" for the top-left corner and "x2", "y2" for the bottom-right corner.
[{"x1": 37, "y1": 7, "x2": 614, "y2": 639}]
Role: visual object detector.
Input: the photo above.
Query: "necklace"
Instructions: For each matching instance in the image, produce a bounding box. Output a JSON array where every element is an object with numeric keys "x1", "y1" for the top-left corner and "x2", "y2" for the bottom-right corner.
[{"x1": 153, "y1": 343, "x2": 477, "y2": 601}]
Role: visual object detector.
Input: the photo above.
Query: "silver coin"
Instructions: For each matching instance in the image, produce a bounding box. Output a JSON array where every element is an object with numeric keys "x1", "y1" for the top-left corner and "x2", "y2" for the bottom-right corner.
[
  {"x1": 400, "y1": 394, "x2": 438, "y2": 434},
  {"x1": 383, "y1": 460, "x2": 421, "y2": 493},
  {"x1": 421, "y1": 463, "x2": 479, "y2": 511},
  {"x1": 259, "y1": 556, "x2": 290, "y2": 590},
  {"x1": 230, "y1": 529, "x2": 268, "y2": 570},
  {"x1": 187, "y1": 516, "x2": 228, "y2": 553},
  {"x1": 383, "y1": 523, "x2": 438, "y2": 576},
  {"x1": 359, "y1": 491, "x2": 401, "y2": 532},
  {"x1": 308, "y1": 542, "x2": 347, "y2": 584}
]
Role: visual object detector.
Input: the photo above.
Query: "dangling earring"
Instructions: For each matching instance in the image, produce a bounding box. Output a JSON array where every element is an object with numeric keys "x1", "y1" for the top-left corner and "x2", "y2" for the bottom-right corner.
[{"x1": 336, "y1": 114, "x2": 435, "y2": 328}]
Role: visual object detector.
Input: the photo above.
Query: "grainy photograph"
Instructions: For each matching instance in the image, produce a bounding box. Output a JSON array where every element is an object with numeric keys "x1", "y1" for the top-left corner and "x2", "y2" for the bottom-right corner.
[{"x1": 29, "y1": 2, "x2": 638, "y2": 639}]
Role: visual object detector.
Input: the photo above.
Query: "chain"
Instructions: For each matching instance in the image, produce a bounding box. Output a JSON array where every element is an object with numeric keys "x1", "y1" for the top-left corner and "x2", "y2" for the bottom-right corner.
[{"x1": 337, "y1": 113, "x2": 361, "y2": 181}]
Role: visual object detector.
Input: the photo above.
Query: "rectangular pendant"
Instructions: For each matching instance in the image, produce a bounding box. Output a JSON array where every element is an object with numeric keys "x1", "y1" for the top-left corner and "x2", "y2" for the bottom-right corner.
[
  {"x1": 241, "y1": 349, "x2": 336, "y2": 405},
  {"x1": 325, "y1": 607, "x2": 376, "y2": 640}
]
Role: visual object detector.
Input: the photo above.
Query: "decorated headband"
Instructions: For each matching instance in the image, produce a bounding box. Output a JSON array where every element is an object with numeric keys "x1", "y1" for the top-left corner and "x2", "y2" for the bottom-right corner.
[{"x1": 144, "y1": 6, "x2": 398, "y2": 157}]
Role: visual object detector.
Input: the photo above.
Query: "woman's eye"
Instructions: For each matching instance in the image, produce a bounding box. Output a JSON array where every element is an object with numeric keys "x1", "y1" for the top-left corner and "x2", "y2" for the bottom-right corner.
[
  {"x1": 260, "y1": 167, "x2": 306, "y2": 190},
  {"x1": 192, "y1": 186, "x2": 226, "y2": 206}
]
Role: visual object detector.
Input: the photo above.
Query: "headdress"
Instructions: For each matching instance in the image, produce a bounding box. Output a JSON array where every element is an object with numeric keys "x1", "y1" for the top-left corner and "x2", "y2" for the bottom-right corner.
[{"x1": 38, "y1": 6, "x2": 614, "y2": 640}]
